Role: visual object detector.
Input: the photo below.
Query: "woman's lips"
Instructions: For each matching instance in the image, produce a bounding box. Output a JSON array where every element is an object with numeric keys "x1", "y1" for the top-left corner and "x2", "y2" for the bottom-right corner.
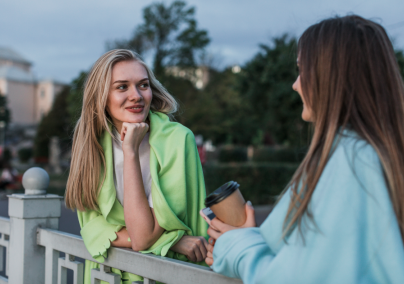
[{"x1": 126, "y1": 106, "x2": 144, "y2": 113}]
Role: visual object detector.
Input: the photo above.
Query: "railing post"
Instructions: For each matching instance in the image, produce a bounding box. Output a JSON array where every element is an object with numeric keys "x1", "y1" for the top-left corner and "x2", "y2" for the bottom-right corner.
[{"x1": 7, "y1": 167, "x2": 63, "y2": 284}]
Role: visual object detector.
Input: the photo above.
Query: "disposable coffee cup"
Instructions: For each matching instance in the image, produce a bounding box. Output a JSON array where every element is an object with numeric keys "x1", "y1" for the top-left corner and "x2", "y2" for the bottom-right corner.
[{"x1": 205, "y1": 181, "x2": 246, "y2": 227}]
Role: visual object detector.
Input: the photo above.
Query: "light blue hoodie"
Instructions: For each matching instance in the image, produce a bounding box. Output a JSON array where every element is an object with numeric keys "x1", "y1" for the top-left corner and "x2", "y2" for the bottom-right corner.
[{"x1": 212, "y1": 130, "x2": 404, "y2": 283}]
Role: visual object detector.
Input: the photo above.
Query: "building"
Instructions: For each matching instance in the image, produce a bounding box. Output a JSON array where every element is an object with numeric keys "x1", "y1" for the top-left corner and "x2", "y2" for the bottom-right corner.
[
  {"x1": 166, "y1": 65, "x2": 210, "y2": 89},
  {"x1": 0, "y1": 46, "x2": 66, "y2": 125}
]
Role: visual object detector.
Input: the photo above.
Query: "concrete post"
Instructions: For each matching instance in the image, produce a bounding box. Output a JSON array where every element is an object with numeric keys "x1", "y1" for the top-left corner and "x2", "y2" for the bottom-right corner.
[{"x1": 7, "y1": 167, "x2": 62, "y2": 284}]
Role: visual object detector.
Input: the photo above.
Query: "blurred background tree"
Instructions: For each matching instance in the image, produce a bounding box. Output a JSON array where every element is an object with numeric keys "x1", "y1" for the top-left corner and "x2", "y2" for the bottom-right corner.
[
  {"x1": 237, "y1": 34, "x2": 307, "y2": 147},
  {"x1": 396, "y1": 49, "x2": 404, "y2": 78},
  {"x1": 182, "y1": 67, "x2": 245, "y2": 144},
  {"x1": 107, "y1": 0, "x2": 210, "y2": 77},
  {"x1": 66, "y1": 71, "x2": 87, "y2": 126},
  {"x1": 34, "y1": 86, "x2": 72, "y2": 160},
  {"x1": 0, "y1": 95, "x2": 11, "y2": 128},
  {"x1": 0, "y1": 94, "x2": 11, "y2": 161}
]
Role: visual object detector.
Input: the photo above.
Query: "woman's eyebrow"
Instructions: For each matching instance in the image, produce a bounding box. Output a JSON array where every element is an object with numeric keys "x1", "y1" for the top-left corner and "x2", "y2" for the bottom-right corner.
[
  {"x1": 113, "y1": 78, "x2": 149, "y2": 85},
  {"x1": 112, "y1": 80, "x2": 129, "y2": 85},
  {"x1": 138, "y1": 78, "x2": 149, "y2": 83}
]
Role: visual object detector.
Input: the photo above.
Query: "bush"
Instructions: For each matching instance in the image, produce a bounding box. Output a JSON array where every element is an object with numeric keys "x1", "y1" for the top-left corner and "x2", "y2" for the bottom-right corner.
[
  {"x1": 253, "y1": 147, "x2": 307, "y2": 163},
  {"x1": 18, "y1": 148, "x2": 33, "y2": 163},
  {"x1": 218, "y1": 146, "x2": 248, "y2": 163},
  {"x1": 3, "y1": 148, "x2": 12, "y2": 163},
  {"x1": 203, "y1": 162, "x2": 298, "y2": 205}
]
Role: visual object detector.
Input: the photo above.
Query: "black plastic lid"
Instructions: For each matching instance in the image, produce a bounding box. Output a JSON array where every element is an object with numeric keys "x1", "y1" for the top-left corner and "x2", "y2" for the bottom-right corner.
[{"x1": 205, "y1": 181, "x2": 240, "y2": 207}]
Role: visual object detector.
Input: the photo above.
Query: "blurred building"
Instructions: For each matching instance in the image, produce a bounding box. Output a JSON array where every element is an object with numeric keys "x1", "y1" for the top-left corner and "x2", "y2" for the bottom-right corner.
[
  {"x1": 166, "y1": 66, "x2": 210, "y2": 89},
  {"x1": 0, "y1": 46, "x2": 65, "y2": 125}
]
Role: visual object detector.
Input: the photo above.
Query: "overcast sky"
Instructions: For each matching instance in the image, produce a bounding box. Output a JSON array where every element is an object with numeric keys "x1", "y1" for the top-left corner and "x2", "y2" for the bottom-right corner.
[{"x1": 1, "y1": 0, "x2": 404, "y2": 83}]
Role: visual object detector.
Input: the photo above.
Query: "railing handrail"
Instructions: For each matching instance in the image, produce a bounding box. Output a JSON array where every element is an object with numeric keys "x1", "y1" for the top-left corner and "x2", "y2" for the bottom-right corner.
[
  {"x1": 0, "y1": 217, "x2": 9, "y2": 235},
  {"x1": 37, "y1": 228, "x2": 242, "y2": 284}
]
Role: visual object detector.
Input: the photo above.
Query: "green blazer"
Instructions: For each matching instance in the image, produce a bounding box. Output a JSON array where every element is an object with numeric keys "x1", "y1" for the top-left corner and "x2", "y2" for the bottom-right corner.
[{"x1": 77, "y1": 111, "x2": 208, "y2": 283}]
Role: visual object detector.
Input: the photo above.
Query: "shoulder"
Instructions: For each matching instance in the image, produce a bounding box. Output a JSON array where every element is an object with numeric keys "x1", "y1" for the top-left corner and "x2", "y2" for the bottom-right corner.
[
  {"x1": 330, "y1": 129, "x2": 381, "y2": 175},
  {"x1": 316, "y1": 129, "x2": 387, "y2": 205},
  {"x1": 149, "y1": 111, "x2": 196, "y2": 147}
]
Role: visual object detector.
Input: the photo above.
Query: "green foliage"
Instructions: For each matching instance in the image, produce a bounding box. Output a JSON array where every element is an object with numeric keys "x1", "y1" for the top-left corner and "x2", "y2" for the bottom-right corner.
[
  {"x1": 237, "y1": 34, "x2": 308, "y2": 147},
  {"x1": 3, "y1": 148, "x2": 11, "y2": 163},
  {"x1": 18, "y1": 148, "x2": 33, "y2": 163},
  {"x1": 253, "y1": 147, "x2": 307, "y2": 163},
  {"x1": 172, "y1": 34, "x2": 308, "y2": 147},
  {"x1": 396, "y1": 50, "x2": 404, "y2": 79},
  {"x1": 204, "y1": 162, "x2": 297, "y2": 205},
  {"x1": 34, "y1": 86, "x2": 72, "y2": 158},
  {"x1": 218, "y1": 146, "x2": 248, "y2": 163},
  {"x1": 67, "y1": 72, "x2": 87, "y2": 126},
  {"x1": 175, "y1": 68, "x2": 247, "y2": 144},
  {"x1": 108, "y1": 1, "x2": 210, "y2": 77},
  {"x1": 0, "y1": 95, "x2": 11, "y2": 126}
]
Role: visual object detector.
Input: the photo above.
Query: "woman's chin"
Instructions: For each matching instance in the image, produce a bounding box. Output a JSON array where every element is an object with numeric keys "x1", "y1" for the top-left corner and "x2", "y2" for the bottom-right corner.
[{"x1": 125, "y1": 114, "x2": 148, "y2": 124}]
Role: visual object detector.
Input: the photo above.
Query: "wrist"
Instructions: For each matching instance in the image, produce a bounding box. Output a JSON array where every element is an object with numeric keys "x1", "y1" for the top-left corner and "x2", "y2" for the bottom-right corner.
[{"x1": 123, "y1": 148, "x2": 139, "y2": 158}]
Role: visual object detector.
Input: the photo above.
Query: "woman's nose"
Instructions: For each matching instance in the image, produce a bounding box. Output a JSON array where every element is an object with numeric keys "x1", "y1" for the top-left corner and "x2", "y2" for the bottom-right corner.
[
  {"x1": 128, "y1": 87, "x2": 142, "y2": 101},
  {"x1": 292, "y1": 82, "x2": 297, "y2": 91}
]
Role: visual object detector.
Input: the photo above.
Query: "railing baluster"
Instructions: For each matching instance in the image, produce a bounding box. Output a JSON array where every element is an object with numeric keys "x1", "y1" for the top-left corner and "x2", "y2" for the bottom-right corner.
[
  {"x1": 45, "y1": 246, "x2": 59, "y2": 284},
  {"x1": 0, "y1": 244, "x2": 3, "y2": 273},
  {"x1": 0, "y1": 233, "x2": 9, "y2": 277},
  {"x1": 91, "y1": 264, "x2": 121, "y2": 284},
  {"x1": 57, "y1": 253, "x2": 84, "y2": 284},
  {"x1": 143, "y1": 278, "x2": 156, "y2": 284}
]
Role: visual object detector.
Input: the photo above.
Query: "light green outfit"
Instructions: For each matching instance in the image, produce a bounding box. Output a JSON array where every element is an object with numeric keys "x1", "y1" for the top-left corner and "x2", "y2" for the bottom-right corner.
[{"x1": 77, "y1": 111, "x2": 208, "y2": 283}]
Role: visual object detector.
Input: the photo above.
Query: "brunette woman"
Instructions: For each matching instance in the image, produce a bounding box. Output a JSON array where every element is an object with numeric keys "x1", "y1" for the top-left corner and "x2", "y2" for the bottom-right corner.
[
  {"x1": 65, "y1": 50, "x2": 208, "y2": 283},
  {"x1": 206, "y1": 15, "x2": 404, "y2": 283}
]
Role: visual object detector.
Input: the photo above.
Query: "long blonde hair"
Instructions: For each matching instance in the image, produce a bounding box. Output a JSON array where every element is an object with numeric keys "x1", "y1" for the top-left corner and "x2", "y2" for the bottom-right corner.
[
  {"x1": 283, "y1": 15, "x2": 404, "y2": 242},
  {"x1": 65, "y1": 49, "x2": 178, "y2": 211}
]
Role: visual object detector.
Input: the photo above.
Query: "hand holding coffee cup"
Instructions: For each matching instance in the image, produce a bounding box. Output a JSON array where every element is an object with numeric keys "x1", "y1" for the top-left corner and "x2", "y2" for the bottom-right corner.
[
  {"x1": 204, "y1": 181, "x2": 248, "y2": 227},
  {"x1": 205, "y1": 199, "x2": 256, "y2": 266}
]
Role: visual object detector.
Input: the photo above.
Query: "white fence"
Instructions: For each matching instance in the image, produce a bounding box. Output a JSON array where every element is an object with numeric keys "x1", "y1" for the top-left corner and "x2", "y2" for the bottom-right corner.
[{"x1": 0, "y1": 167, "x2": 242, "y2": 284}]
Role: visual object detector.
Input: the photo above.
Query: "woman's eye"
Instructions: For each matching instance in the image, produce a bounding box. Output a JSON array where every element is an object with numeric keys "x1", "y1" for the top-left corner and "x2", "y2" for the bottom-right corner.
[
  {"x1": 117, "y1": 84, "x2": 127, "y2": 90},
  {"x1": 140, "y1": 83, "x2": 149, "y2": 89}
]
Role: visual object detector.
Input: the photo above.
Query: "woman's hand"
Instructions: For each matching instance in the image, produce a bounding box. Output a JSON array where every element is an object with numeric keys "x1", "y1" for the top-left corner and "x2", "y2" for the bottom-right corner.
[
  {"x1": 205, "y1": 238, "x2": 215, "y2": 266},
  {"x1": 120, "y1": 122, "x2": 149, "y2": 153},
  {"x1": 170, "y1": 235, "x2": 209, "y2": 262},
  {"x1": 205, "y1": 202, "x2": 256, "y2": 266}
]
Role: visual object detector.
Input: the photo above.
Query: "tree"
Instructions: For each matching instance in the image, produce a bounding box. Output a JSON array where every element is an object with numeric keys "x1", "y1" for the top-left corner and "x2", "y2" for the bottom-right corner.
[
  {"x1": 108, "y1": 1, "x2": 210, "y2": 77},
  {"x1": 237, "y1": 34, "x2": 308, "y2": 147},
  {"x1": 182, "y1": 67, "x2": 247, "y2": 145},
  {"x1": 0, "y1": 94, "x2": 11, "y2": 150},
  {"x1": 396, "y1": 49, "x2": 404, "y2": 79},
  {"x1": 0, "y1": 95, "x2": 11, "y2": 127},
  {"x1": 66, "y1": 71, "x2": 87, "y2": 126},
  {"x1": 34, "y1": 86, "x2": 73, "y2": 159}
]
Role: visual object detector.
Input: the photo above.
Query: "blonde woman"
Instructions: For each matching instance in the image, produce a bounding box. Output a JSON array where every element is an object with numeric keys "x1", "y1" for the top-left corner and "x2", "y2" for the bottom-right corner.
[{"x1": 65, "y1": 49, "x2": 208, "y2": 283}]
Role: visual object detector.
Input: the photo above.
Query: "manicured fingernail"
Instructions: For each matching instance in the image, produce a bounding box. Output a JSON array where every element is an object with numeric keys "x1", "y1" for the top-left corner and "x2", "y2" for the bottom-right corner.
[
  {"x1": 209, "y1": 239, "x2": 213, "y2": 244},
  {"x1": 247, "y1": 201, "x2": 253, "y2": 207}
]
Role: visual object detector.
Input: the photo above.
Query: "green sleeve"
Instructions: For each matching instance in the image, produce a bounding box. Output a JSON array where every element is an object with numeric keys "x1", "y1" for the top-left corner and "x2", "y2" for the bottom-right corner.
[
  {"x1": 146, "y1": 119, "x2": 208, "y2": 262},
  {"x1": 77, "y1": 209, "x2": 124, "y2": 263}
]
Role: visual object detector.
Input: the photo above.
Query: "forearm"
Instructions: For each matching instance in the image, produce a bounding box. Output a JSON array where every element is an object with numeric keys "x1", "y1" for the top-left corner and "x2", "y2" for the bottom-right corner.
[
  {"x1": 111, "y1": 227, "x2": 132, "y2": 248},
  {"x1": 123, "y1": 151, "x2": 162, "y2": 250},
  {"x1": 212, "y1": 228, "x2": 273, "y2": 282}
]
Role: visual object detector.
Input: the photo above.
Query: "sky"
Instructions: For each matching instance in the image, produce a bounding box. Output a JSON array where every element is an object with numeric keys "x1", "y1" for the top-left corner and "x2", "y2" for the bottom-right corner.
[{"x1": 1, "y1": 0, "x2": 404, "y2": 83}]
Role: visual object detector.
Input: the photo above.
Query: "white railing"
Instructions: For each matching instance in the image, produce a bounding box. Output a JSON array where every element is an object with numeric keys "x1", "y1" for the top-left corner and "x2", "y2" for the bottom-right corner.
[
  {"x1": 0, "y1": 216, "x2": 10, "y2": 284},
  {"x1": 37, "y1": 228, "x2": 240, "y2": 284},
  {"x1": 0, "y1": 167, "x2": 242, "y2": 284}
]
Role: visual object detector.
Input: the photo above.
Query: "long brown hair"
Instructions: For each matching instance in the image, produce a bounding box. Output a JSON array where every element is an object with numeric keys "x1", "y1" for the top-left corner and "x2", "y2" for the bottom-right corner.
[
  {"x1": 284, "y1": 15, "x2": 404, "y2": 242},
  {"x1": 65, "y1": 49, "x2": 178, "y2": 211}
]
